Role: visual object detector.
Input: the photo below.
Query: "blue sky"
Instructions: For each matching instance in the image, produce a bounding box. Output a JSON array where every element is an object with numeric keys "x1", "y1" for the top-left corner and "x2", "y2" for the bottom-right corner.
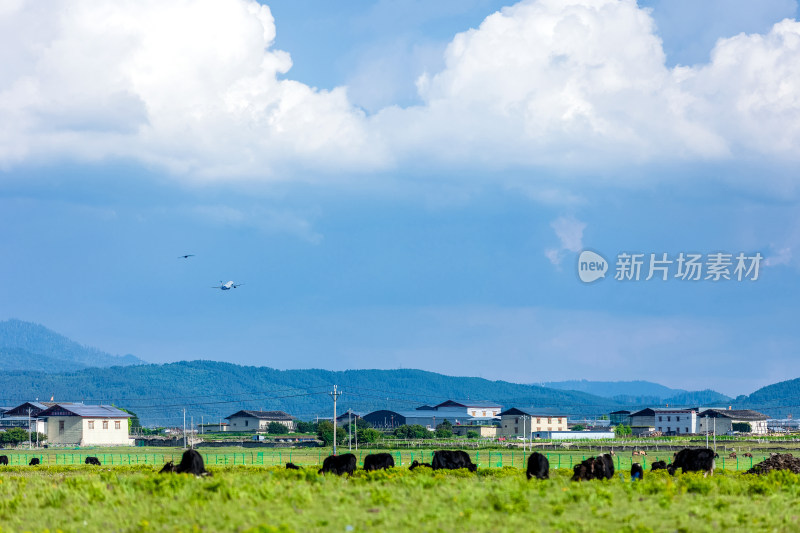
[{"x1": 1, "y1": 0, "x2": 799, "y2": 396}]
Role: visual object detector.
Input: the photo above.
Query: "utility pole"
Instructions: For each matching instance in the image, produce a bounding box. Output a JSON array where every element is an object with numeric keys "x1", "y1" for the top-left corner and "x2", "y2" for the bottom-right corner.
[
  {"x1": 329, "y1": 385, "x2": 342, "y2": 455},
  {"x1": 348, "y1": 409, "x2": 352, "y2": 451},
  {"x1": 183, "y1": 408, "x2": 187, "y2": 449},
  {"x1": 713, "y1": 417, "x2": 716, "y2": 453},
  {"x1": 355, "y1": 413, "x2": 358, "y2": 452},
  {"x1": 705, "y1": 415, "x2": 709, "y2": 449},
  {"x1": 201, "y1": 415, "x2": 204, "y2": 435},
  {"x1": 191, "y1": 416, "x2": 194, "y2": 449},
  {"x1": 28, "y1": 408, "x2": 32, "y2": 450}
]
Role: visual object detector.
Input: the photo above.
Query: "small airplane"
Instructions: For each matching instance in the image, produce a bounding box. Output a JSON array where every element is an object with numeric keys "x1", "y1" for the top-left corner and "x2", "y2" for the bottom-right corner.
[
  {"x1": 178, "y1": 254, "x2": 195, "y2": 259},
  {"x1": 212, "y1": 281, "x2": 243, "y2": 290}
]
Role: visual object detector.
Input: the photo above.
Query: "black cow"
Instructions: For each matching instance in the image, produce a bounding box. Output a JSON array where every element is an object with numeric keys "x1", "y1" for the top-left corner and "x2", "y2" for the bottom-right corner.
[
  {"x1": 0, "y1": 455, "x2": 8, "y2": 466},
  {"x1": 631, "y1": 462, "x2": 644, "y2": 481},
  {"x1": 671, "y1": 448, "x2": 716, "y2": 477},
  {"x1": 571, "y1": 454, "x2": 614, "y2": 481},
  {"x1": 318, "y1": 453, "x2": 357, "y2": 476},
  {"x1": 85, "y1": 456, "x2": 101, "y2": 466},
  {"x1": 432, "y1": 450, "x2": 477, "y2": 472},
  {"x1": 160, "y1": 449, "x2": 211, "y2": 476},
  {"x1": 651, "y1": 460, "x2": 668, "y2": 471},
  {"x1": 285, "y1": 462, "x2": 301, "y2": 470},
  {"x1": 409, "y1": 460, "x2": 432, "y2": 471},
  {"x1": 363, "y1": 453, "x2": 395, "y2": 471},
  {"x1": 29, "y1": 458, "x2": 40, "y2": 466},
  {"x1": 526, "y1": 452, "x2": 549, "y2": 480}
]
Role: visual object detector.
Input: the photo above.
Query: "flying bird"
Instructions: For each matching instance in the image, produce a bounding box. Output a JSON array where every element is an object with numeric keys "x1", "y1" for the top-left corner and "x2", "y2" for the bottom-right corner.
[
  {"x1": 178, "y1": 254, "x2": 195, "y2": 259},
  {"x1": 212, "y1": 281, "x2": 243, "y2": 290}
]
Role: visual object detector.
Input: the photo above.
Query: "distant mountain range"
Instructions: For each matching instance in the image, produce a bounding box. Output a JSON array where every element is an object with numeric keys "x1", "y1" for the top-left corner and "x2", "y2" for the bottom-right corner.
[
  {"x1": 0, "y1": 318, "x2": 796, "y2": 425},
  {"x1": 0, "y1": 319, "x2": 145, "y2": 371},
  {"x1": 543, "y1": 379, "x2": 732, "y2": 407}
]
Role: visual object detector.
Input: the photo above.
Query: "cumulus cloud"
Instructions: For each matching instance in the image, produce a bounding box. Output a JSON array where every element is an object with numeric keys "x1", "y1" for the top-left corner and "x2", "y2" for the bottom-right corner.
[
  {"x1": 1, "y1": 0, "x2": 799, "y2": 180},
  {"x1": 545, "y1": 215, "x2": 586, "y2": 267},
  {"x1": 0, "y1": 0, "x2": 386, "y2": 178}
]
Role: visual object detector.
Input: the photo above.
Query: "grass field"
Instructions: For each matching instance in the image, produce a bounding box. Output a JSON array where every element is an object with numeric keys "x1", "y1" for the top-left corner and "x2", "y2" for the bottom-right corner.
[
  {"x1": 2, "y1": 463, "x2": 800, "y2": 532},
  {"x1": 0, "y1": 446, "x2": 782, "y2": 471}
]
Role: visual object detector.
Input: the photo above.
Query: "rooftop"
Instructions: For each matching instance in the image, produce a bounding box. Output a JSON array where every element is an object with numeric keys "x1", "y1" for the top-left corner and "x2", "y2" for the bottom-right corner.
[
  {"x1": 225, "y1": 410, "x2": 293, "y2": 421},
  {"x1": 38, "y1": 404, "x2": 132, "y2": 418}
]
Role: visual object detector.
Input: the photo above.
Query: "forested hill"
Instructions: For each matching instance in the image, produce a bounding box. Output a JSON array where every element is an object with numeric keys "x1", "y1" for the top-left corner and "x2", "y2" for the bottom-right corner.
[
  {"x1": 0, "y1": 361, "x2": 627, "y2": 426},
  {"x1": 733, "y1": 377, "x2": 800, "y2": 416},
  {"x1": 0, "y1": 319, "x2": 144, "y2": 370}
]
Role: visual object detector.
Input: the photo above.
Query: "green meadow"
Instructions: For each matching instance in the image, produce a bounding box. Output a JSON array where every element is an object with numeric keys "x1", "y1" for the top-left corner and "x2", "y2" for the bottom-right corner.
[{"x1": 2, "y1": 464, "x2": 800, "y2": 532}]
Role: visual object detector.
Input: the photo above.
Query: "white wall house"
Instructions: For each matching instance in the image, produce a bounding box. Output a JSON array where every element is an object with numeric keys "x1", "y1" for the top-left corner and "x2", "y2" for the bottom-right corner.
[
  {"x1": 38, "y1": 404, "x2": 133, "y2": 446},
  {"x1": 697, "y1": 409, "x2": 769, "y2": 435},
  {"x1": 653, "y1": 408, "x2": 698, "y2": 435},
  {"x1": 498, "y1": 408, "x2": 568, "y2": 437},
  {"x1": 225, "y1": 410, "x2": 295, "y2": 432}
]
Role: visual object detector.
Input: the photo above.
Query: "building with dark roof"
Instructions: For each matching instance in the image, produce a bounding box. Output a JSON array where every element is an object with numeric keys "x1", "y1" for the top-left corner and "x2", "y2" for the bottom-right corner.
[
  {"x1": 225, "y1": 410, "x2": 295, "y2": 432},
  {"x1": 38, "y1": 404, "x2": 133, "y2": 446},
  {"x1": 498, "y1": 407, "x2": 568, "y2": 437},
  {"x1": 698, "y1": 408, "x2": 769, "y2": 435}
]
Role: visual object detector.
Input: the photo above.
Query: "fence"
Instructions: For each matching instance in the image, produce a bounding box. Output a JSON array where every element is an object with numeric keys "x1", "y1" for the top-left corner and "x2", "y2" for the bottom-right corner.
[{"x1": 0, "y1": 450, "x2": 766, "y2": 471}]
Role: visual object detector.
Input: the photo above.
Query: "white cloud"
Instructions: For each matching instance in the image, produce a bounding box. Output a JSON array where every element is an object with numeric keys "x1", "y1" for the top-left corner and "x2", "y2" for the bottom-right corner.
[
  {"x1": 545, "y1": 215, "x2": 586, "y2": 266},
  {"x1": 1, "y1": 0, "x2": 799, "y2": 181},
  {"x1": 0, "y1": 0, "x2": 386, "y2": 178}
]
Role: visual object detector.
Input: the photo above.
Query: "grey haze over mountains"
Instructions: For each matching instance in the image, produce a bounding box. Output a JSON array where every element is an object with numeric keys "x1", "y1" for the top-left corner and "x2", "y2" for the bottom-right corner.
[
  {"x1": 0, "y1": 319, "x2": 145, "y2": 371},
  {"x1": 543, "y1": 380, "x2": 732, "y2": 406}
]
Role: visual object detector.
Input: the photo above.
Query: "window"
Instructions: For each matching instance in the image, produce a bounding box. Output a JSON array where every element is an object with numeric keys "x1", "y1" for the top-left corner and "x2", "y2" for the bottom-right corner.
[
  {"x1": 676, "y1": 416, "x2": 681, "y2": 421},
  {"x1": 115, "y1": 421, "x2": 121, "y2": 430},
  {"x1": 103, "y1": 421, "x2": 108, "y2": 429},
  {"x1": 472, "y1": 411, "x2": 477, "y2": 416},
  {"x1": 667, "y1": 416, "x2": 671, "y2": 422},
  {"x1": 482, "y1": 411, "x2": 486, "y2": 416},
  {"x1": 658, "y1": 416, "x2": 662, "y2": 422},
  {"x1": 245, "y1": 420, "x2": 248, "y2": 427},
  {"x1": 676, "y1": 428, "x2": 680, "y2": 434},
  {"x1": 514, "y1": 427, "x2": 518, "y2": 432},
  {"x1": 88, "y1": 421, "x2": 94, "y2": 430},
  {"x1": 537, "y1": 427, "x2": 541, "y2": 431},
  {"x1": 515, "y1": 418, "x2": 519, "y2": 424},
  {"x1": 685, "y1": 427, "x2": 689, "y2": 433},
  {"x1": 548, "y1": 418, "x2": 552, "y2": 424},
  {"x1": 59, "y1": 420, "x2": 65, "y2": 435},
  {"x1": 537, "y1": 418, "x2": 541, "y2": 424}
]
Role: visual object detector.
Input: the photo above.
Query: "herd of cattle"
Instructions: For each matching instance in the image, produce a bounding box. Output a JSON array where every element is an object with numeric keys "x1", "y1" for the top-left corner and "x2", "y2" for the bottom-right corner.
[{"x1": 0, "y1": 448, "x2": 720, "y2": 479}]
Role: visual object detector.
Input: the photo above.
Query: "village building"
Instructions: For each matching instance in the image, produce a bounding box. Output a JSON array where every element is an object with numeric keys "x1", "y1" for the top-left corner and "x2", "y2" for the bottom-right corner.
[
  {"x1": 498, "y1": 407, "x2": 568, "y2": 437},
  {"x1": 38, "y1": 404, "x2": 133, "y2": 446},
  {"x1": 697, "y1": 409, "x2": 769, "y2": 435},
  {"x1": 225, "y1": 410, "x2": 295, "y2": 432},
  {"x1": 653, "y1": 408, "x2": 699, "y2": 435}
]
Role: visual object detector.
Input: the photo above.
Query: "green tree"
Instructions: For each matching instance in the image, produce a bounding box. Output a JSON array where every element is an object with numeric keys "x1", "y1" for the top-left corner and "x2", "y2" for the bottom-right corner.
[
  {"x1": 267, "y1": 422, "x2": 287, "y2": 435},
  {"x1": 317, "y1": 420, "x2": 346, "y2": 446},
  {"x1": 614, "y1": 424, "x2": 632, "y2": 437},
  {"x1": 732, "y1": 422, "x2": 752, "y2": 433},
  {"x1": 117, "y1": 407, "x2": 141, "y2": 431},
  {"x1": 571, "y1": 424, "x2": 586, "y2": 432},
  {"x1": 466, "y1": 430, "x2": 480, "y2": 439},
  {"x1": 356, "y1": 428, "x2": 382, "y2": 443},
  {"x1": 435, "y1": 421, "x2": 453, "y2": 438},
  {"x1": 295, "y1": 421, "x2": 318, "y2": 434},
  {"x1": 0, "y1": 427, "x2": 31, "y2": 445}
]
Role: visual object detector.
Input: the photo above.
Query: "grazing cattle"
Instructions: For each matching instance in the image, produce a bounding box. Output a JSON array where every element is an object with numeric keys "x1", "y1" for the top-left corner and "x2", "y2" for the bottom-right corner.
[
  {"x1": 409, "y1": 460, "x2": 432, "y2": 471},
  {"x1": 85, "y1": 457, "x2": 101, "y2": 466},
  {"x1": 363, "y1": 453, "x2": 395, "y2": 471},
  {"x1": 29, "y1": 458, "x2": 40, "y2": 466},
  {"x1": 651, "y1": 460, "x2": 668, "y2": 471},
  {"x1": 744, "y1": 452, "x2": 753, "y2": 458},
  {"x1": 160, "y1": 449, "x2": 211, "y2": 476},
  {"x1": 631, "y1": 462, "x2": 644, "y2": 481},
  {"x1": 526, "y1": 452, "x2": 549, "y2": 480},
  {"x1": 0, "y1": 455, "x2": 8, "y2": 466},
  {"x1": 285, "y1": 462, "x2": 301, "y2": 470},
  {"x1": 318, "y1": 453, "x2": 357, "y2": 476},
  {"x1": 671, "y1": 448, "x2": 716, "y2": 477},
  {"x1": 432, "y1": 450, "x2": 477, "y2": 472},
  {"x1": 571, "y1": 454, "x2": 614, "y2": 481},
  {"x1": 728, "y1": 452, "x2": 737, "y2": 459}
]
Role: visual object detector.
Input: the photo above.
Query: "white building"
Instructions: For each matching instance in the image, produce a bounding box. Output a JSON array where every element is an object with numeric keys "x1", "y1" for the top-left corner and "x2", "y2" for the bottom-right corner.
[
  {"x1": 39, "y1": 404, "x2": 133, "y2": 446},
  {"x1": 532, "y1": 431, "x2": 615, "y2": 440},
  {"x1": 498, "y1": 408, "x2": 568, "y2": 437},
  {"x1": 697, "y1": 409, "x2": 769, "y2": 435},
  {"x1": 225, "y1": 410, "x2": 295, "y2": 432},
  {"x1": 653, "y1": 408, "x2": 698, "y2": 435}
]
